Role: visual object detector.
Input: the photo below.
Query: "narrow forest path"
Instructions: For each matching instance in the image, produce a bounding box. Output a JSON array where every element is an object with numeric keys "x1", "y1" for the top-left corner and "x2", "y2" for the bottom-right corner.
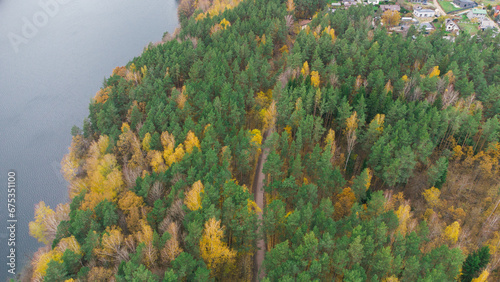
[{"x1": 253, "y1": 130, "x2": 271, "y2": 281}]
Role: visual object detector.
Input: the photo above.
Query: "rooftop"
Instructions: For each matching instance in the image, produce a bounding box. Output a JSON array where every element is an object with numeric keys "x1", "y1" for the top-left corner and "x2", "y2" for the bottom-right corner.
[
  {"x1": 470, "y1": 8, "x2": 487, "y2": 14},
  {"x1": 415, "y1": 8, "x2": 435, "y2": 12}
]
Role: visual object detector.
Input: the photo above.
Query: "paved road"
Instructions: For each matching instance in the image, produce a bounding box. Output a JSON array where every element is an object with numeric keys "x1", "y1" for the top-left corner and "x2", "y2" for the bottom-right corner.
[{"x1": 252, "y1": 130, "x2": 271, "y2": 281}]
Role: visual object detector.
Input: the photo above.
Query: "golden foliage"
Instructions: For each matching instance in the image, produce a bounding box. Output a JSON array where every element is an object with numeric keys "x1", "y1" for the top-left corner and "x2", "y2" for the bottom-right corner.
[
  {"x1": 255, "y1": 89, "x2": 272, "y2": 109},
  {"x1": 395, "y1": 204, "x2": 412, "y2": 235},
  {"x1": 384, "y1": 276, "x2": 400, "y2": 282},
  {"x1": 142, "y1": 132, "x2": 152, "y2": 152},
  {"x1": 452, "y1": 143, "x2": 500, "y2": 179},
  {"x1": 445, "y1": 70, "x2": 455, "y2": 84},
  {"x1": 279, "y1": 45, "x2": 289, "y2": 54},
  {"x1": 176, "y1": 86, "x2": 187, "y2": 109},
  {"x1": 422, "y1": 187, "x2": 441, "y2": 208},
  {"x1": 118, "y1": 190, "x2": 145, "y2": 214},
  {"x1": 384, "y1": 80, "x2": 393, "y2": 93},
  {"x1": 443, "y1": 221, "x2": 460, "y2": 243},
  {"x1": 161, "y1": 131, "x2": 176, "y2": 164},
  {"x1": 250, "y1": 129, "x2": 263, "y2": 147},
  {"x1": 96, "y1": 227, "x2": 126, "y2": 263},
  {"x1": 311, "y1": 71, "x2": 320, "y2": 88},
  {"x1": 429, "y1": 66, "x2": 440, "y2": 78},
  {"x1": 381, "y1": 10, "x2": 401, "y2": 27},
  {"x1": 82, "y1": 154, "x2": 123, "y2": 210},
  {"x1": 344, "y1": 112, "x2": 358, "y2": 169},
  {"x1": 136, "y1": 220, "x2": 157, "y2": 268},
  {"x1": 286, "y1": 0, "x2": 295, "y2": 12},
  {"x1": 195, "y1": 12, "x2": 207, "y2": 21},
  {"x1": 300, "y1": 61, "x2": 310, "y2": 77},
  {"x1": 93, "y1": 86, "x2": 112, "y2": 104},
  {"x1": 31, "y1": 248, "x2": 63, "y2": 282},
  {"x1": 220, "y1": 18, "x2": 231, "y2": 29},
  {"x1": 29, "y1": 202, "x2": 69, "y2": 245},
  {"x1": 206, "y1": 0, "x2": 243, "y2": 18},
  {"x1": 322, "y1": 26, "x2": 336, "y2": 43},
  {"x1": 402, "y1": 75, "x2": 409, "y2": 82},
  {"x1": 345, "y1": 111, "x2": 359, "y2": 132},
  {"x1": 262, "y1": 100, "x2": 277, "y2": 131},
  {"x1": 364, "y1": 168, "x2": 372, "y2": 191},
  {"x1": 373, "y1": 114, "x2": 385, "y2": 133},
  {"x1": 325, "y1": 128, "x2": 337, "y2": 157},
  {"x1": 247, "y1": 198, "x2": 262, "y2": 214},
  {"x1": 185, "y1": 180, "x2": 204, "y2": 211},
  {"x1": 56, "y1": 236, "x2": 81, "y2": 255},
  {"x1": 200, "y1": 218, "x2": 236, "y2": 273},
  {"x1": 148, "y1": 150, "x2": 166, "y2": 173},
  {"x1": 184, "y1": 131, "x2": 201, "y2": 154},
  {"x1": 471, "y1": 270, "x2": 489, "y2": 282}
]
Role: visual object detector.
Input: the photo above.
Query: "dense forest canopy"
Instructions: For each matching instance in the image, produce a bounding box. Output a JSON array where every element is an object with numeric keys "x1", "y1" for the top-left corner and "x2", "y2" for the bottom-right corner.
[{"x1": 23, "y1": 0, "x2": 500, "y2": 281}]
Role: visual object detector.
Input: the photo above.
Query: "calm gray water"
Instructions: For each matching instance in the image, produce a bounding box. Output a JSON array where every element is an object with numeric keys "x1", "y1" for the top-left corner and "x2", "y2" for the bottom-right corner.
[{"x1": 0, "y1": 0, "x2": 178, "y2": 278}]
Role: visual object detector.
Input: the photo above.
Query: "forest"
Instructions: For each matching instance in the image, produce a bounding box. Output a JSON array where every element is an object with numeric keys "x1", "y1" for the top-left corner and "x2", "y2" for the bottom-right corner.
[{"x1": 20, "y1": 0, "x2": 500, "y2": 281}]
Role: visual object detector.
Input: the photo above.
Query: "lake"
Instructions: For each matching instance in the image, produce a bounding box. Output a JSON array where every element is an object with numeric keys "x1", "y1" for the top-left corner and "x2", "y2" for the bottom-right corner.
[{"x1": 0, "y1": 0, "x2": 178, "y2": 277}]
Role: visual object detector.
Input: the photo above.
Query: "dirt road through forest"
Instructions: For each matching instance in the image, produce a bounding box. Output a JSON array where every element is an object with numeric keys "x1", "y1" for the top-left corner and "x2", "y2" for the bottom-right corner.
[{"x1": 253, "y1": 130, "x2": 270, "y2": 281}]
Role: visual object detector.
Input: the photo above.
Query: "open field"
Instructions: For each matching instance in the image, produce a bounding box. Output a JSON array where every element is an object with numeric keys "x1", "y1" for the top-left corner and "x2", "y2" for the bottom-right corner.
[
  {"x1": 458, "y1": 22, "x2": 480, "y2": 34},
  {"x1": 439, "y1": 0, "x2": 462, "y2": 13}
]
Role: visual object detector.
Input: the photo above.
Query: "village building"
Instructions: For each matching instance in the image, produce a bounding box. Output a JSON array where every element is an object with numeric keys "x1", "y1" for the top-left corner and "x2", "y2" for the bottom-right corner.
[
  {"x1": 452, "y1": 0, "x2": 477, "y2": 9},
  {"x1": 380, "y1": 5, "x2": 401, "y2": 12},
  {"x1": 418, "y1": 22, "x2": 435, "y2": 32},
  {"x1": 409, "y1": 0, "x2": 428, "y2": 4},
  {"x1": 479, "y1": 19, "x2": 496, "y2": 30},
  {"x1": 445, "y1": 18, "x2": 460, "y2": 32},
  {"x1": 467, "y1": 8, "x2": 487, "y2": 20},
  {"x1": 414, "y1": 7, "x2": 436, "y2": 17}
]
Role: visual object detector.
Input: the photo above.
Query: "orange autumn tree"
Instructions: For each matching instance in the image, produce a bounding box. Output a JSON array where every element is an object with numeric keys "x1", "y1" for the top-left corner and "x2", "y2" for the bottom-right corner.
[
  {"x1": 334, "y1": 187, "x2": 356, "y2": 220},
  {"x1": 200, "y1": 218, "x2": 236, "y2": 275},
  {"x1": 381, "y1": 10, "x2": 401, "y2": 27},
  {"x1": 286, "y1": 0, "x2": 295, "y2": 12}
]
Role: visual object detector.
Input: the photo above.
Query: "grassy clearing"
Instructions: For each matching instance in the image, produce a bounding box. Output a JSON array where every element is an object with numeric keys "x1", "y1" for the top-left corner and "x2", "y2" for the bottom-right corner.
[
  {"x1": 458, "y1": 22, "x2": 479, "y2": 34},
  {"x1": 439, "y1": 0, "x2": 461, "y2": 13}
]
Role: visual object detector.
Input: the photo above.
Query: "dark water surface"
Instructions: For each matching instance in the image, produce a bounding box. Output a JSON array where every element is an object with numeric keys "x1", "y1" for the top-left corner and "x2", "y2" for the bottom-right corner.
[{"x1": 0, "y1": 0, "x2": 178, "y2": 277}]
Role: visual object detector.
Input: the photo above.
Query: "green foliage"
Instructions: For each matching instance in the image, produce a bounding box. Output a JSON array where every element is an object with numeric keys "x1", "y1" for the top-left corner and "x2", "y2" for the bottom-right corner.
[
  {"x1": 461, "y1": 246, "x2": 490, "y2": 282},
  {"x1": 30, "y1": 0, "x2": 500, "y2": 280}
]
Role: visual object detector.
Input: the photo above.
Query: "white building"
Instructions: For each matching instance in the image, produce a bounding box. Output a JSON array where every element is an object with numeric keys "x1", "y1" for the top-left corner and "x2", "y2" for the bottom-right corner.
[
  {"x1": 480, "y1": 19, "x2": 496, "y2": 30},
  {"x1": 445, "y1": 19, "x2": 460, "y2": 32},
  {"x1": 414, "y1": 7, "x2": 436, "y2": 18}
]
